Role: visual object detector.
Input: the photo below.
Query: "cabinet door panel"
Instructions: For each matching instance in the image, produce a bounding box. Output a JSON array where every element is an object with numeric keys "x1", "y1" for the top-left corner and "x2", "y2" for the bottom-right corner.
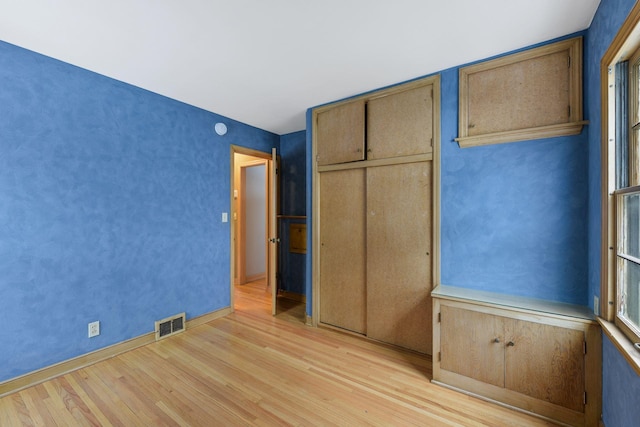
[
  {"x1": 316, "y1": 100, "x2": 365, "y2": 166},
  {"x1": 505, "y1": 319, "x2": 584, "y2": 412},
  {"x1": 440, "y1": 306, "x2": 505, "y2": 387},
  {"x1": 366, "y1": 162, "x2": 432, "y2": 353},
  {"x1": 367, "y1": 85, "x2": 433, "y2": 160},
  {"x1": 319, "y1": 169, "x2": 367, "y2": 333},
  {"x1": 466, "y1": 49, "x2": 571, "y2": 136}
]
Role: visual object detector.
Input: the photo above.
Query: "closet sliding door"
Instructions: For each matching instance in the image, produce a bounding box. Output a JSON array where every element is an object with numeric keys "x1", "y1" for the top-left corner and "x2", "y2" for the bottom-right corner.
[
  {"x1": 318, "y1": 169, "x2": 367, "y2": 334},
  {"x1": 366, "y1": 162, "x2": 432, "y2": 354}
]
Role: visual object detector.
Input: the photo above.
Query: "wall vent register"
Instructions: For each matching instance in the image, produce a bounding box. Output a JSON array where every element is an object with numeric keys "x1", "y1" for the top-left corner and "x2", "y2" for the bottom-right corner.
[{"x1": 155, "y1": 312, "x2": 186, "y2": 341}]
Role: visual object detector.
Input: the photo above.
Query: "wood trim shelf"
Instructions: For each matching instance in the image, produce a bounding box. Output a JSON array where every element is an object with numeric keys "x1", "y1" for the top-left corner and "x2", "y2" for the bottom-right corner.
[
  {"x1": 317, "y1": 152, "x2": 432, "y2": 173},
  {"x1": 432, "y1": 285, "x2": 596, "y2": 322},
  {"x1": 456, "y1": 120, "x2": 588, "y2": 148}
]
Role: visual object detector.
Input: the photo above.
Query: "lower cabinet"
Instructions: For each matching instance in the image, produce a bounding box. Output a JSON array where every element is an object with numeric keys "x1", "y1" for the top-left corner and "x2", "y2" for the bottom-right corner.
[{"x1": 432, "y1": 286, "x2": 601, "y2": 427}]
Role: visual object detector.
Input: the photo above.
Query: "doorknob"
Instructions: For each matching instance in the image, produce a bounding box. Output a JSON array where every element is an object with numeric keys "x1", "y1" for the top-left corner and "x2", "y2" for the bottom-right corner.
[{"x1": 269, "y1": 238, "x2": 280, "y2": 243}]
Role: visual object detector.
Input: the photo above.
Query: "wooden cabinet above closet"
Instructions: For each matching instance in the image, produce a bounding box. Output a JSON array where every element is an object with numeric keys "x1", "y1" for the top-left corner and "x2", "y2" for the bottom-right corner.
[
  {"x1": 316, "y1": 100, "x2": 365, "y2": 166},
  {"x1": 316, "y1": 79, "x2": 435, "y2": 168},
  {"x1": 367, "y1": 84, "x2": 433, "y2": 159}
]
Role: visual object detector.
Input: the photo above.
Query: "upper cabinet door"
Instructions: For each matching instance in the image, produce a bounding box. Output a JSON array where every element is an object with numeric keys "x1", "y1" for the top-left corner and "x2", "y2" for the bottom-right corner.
[
  {"x1": 316, "y1": 99, "x2": 365, "y2": 166},
  {"x1": 456, "y1": 37, "x2": 584, "y2": 148},
  {"x1": 367, "y1": 84, "x2": 433, "y2": 160}
]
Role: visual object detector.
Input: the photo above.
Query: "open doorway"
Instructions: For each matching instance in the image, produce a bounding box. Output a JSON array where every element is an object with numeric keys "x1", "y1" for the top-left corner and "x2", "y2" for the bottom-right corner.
[
  {"x1": 231, "y1": 147, "x2": 274, "y2": 317},
  {"x1": 230, "y1": 146, "x2": 306, "y2": 323}
]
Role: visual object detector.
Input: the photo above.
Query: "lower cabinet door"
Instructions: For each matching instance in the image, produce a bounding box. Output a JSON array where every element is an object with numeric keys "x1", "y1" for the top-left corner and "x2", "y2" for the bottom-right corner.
[
  {"x1": 440, "y1": 305, "x2": 505, "y2": 388},
  {"x1": 505, "y1": 319, "x2": 585, "y2": 412}
]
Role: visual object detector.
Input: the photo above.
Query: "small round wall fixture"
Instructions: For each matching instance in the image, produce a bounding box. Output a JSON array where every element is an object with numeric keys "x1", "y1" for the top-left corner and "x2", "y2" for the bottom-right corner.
[{"x1": 214, "y1": 122, "x2": 227, "y2": 136}]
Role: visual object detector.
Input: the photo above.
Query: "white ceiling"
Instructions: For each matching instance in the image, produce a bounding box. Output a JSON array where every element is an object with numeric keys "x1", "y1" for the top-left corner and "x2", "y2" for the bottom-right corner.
[{"x1": 0, "y1": 0, "x2": 601, "y2": 135}]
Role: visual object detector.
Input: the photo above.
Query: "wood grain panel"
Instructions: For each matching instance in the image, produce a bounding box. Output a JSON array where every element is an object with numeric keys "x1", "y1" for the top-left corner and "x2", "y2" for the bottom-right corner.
[
  {"x1": 319, "y1": 169, "x2": 367, "y2": 333},
  {"x1": 457, "y1": 37, "x2": 583, "y2": 147},
  {"x1": 316, "y1": 99, "x2": 365, "y2": 166},
  {"x1": 440, "y1": 305, "x2": 505, "y2": 388},
  {"x1": 467, "y1": 49, "x2": 570, "y2": 136},
  {"x1": 367, "y1": 84, "x2": 433, "y2": 159},
  {"x1": 366, "y1": 162, "x2": 432, "y2": 354},
  {"x1": 505, "y1": 319, "x2": 585, "y2": 412}
]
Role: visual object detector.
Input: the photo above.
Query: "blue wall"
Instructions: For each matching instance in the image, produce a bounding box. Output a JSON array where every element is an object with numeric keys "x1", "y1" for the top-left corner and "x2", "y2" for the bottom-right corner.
[
  {"x1": 440, "y1": 50, "x2": 589, "y2": 304},
  {"x1": 278, "y1": 131, "x2": 306, "y2": 295},
  {"x1": 0, "y1": 41, "x2": 279, "y2": 382},
  {"x1": 602, "y1": 335, "x2": 640, "y2": 427},
  {"x1": 587, "y1": 1, "x2": 640, "y2": 426}
]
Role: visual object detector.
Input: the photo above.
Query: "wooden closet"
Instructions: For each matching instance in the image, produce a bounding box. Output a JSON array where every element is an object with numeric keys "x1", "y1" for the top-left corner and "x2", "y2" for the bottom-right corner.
[{"x1": 312, "y1": 76, "x2": 440, "y2": 355}]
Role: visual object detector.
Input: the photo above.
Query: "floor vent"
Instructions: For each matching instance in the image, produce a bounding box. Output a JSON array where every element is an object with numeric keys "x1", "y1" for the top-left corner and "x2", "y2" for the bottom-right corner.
[{"x1": 155, "y1": 312, "x2": 186, "y2": 341}]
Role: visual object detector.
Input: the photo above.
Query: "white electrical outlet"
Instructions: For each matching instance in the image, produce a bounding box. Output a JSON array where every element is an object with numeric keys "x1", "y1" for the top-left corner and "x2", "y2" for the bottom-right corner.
[{"x1": 88, "y1": 321, "x2": 100, "y2": 338}]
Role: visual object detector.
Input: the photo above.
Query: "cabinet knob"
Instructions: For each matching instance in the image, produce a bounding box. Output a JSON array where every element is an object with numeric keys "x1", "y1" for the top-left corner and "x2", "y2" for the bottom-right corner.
[
  {"x1": 493, "y1": 338, "x2": 500, "y2": 343},
  {"x1": 507, "y1": 341, "x2": 515, "y2": 347}
]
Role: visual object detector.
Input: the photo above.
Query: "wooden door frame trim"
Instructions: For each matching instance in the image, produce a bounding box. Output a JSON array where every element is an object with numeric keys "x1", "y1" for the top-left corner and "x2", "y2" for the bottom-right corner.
[{"x1": 230, "y1": 145, "x2": 274, "y2": 313}]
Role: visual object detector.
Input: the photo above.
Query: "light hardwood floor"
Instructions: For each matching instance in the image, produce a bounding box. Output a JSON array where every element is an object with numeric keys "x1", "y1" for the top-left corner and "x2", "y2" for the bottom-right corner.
[{"x1": 0, "y1": 283, "x2": 560, "y2": 426}]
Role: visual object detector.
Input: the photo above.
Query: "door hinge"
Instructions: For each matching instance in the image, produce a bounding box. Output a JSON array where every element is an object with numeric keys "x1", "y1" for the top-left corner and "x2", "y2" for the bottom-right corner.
[
  {"x1": 438, "y1": 351, "x2": 441, "y2": 362},
  {"x1": 583, "y1": 341, "x2": 587, "y2": 355},
  {"x1": 438, "y1": 312, "x2": 441, "y2": 323},
  {"x1": 583, "y1": 392, "x2": 587, "y2": 406},
  {"x1": 568, "y1": 55, "x2": 571, "y2": 68}
]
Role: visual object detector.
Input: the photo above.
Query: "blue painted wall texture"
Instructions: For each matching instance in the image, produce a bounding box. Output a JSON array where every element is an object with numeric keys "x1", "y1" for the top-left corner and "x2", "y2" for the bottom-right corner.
[
  {"x1": 278, "y1": 131, "x2": 306, "y2": 295},
  {"x1": 602, "y1": 335, "x2": 640, "y2": 427},
  {"x1": 440, "y1": 55, "x2": 589, "y2": 305},
  {"x1": 0, "y1": 41, "x2": 279, "y2": 382}
]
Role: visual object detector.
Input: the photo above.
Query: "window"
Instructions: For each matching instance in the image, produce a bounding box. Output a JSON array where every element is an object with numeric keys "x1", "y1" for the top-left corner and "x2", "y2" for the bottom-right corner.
[
  {"x1": 616, "y1": 188, "x2": 640, "y2": 342},
  {"x1": 613, "y1": 47, "x2": 640, "y2": 344},
  {"x1": 610, "y1": 44, "x2": 640, "y2": 347},
  {"x1": 602, "y1": 0, "x2": 640, "y2": 373}
]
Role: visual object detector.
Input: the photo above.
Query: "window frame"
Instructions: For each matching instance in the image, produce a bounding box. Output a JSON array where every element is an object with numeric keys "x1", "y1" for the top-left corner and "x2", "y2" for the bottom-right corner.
[
  {"x1": 615, "y1": 185, "x2": 640, "y2": 344},
  {"x1": 601, "y1": 1, "x2": 640, "y2": 374}
]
